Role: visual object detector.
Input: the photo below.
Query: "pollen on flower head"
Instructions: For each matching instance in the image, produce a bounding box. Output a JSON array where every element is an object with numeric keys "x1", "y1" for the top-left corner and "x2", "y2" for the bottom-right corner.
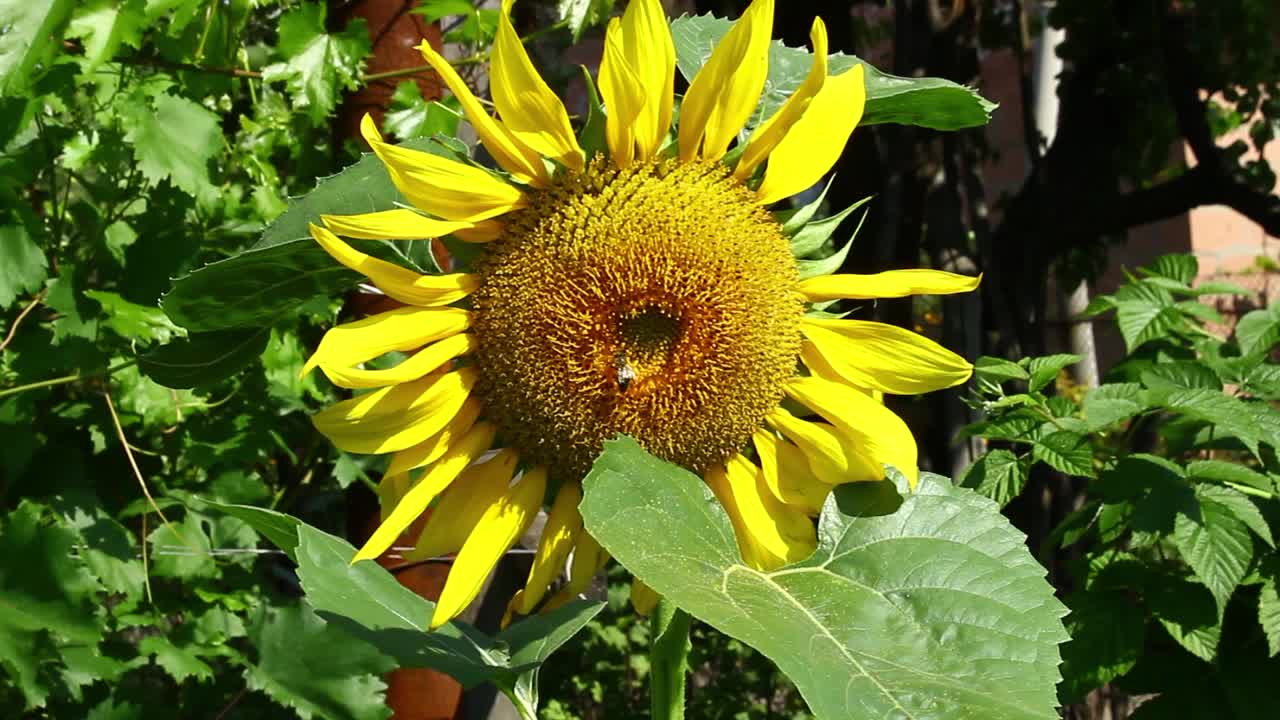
[{"x1": 470, "y1": 156, "x2": 804, "y2": 479}]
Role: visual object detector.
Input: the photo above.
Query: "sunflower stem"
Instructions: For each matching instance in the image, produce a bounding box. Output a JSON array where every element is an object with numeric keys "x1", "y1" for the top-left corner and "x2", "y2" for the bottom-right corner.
[{"x1": 649, "y1": 598, "x2": 692, "y2": 720}]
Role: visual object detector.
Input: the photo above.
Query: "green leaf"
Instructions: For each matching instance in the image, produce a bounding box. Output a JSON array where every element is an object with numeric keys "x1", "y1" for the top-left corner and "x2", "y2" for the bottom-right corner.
[
  {"x1": 580, "y1": 437, "x2": 1069, "y2": 720},
  {"x1": 1115, "y1": 299, "x2": 1182, "y2": 352},
  {"x1": 778, "y1": 177, "x2": 834, "y2": 235},
  {"x1": 788, "y1": 196, "x2": 870, "y2": 258},
  {"x1": 161, "y1": 239, "x2": 358, "y2": 332},
  {"x1": 83, "y1": 290, "x2": 182, "y2": 345},
  {"x1": 1143, "y1": 253, "x2": 1198, "y2": 284},
  {"x1": 139, "y1": 327, "x2": 270, "y2": 389},
  {"x1": 148, "y1": 513, "x2": 218, "y2": 580},
  {"x1": 0, "y1": 0, "x2": 74, "y2": 96},
  {"x1": 65, "y1": 0, "x2": 145, "y2": 69},
  {"x1": 262, "y1": 4, "x2": 370, "y2": 123},
  {"x1": 1058, "y1": 589, "x2": 1144, "y2": 703},
  {"x1": 1145, "y1": 574, "x2": 1221, "y2": 662},
  {"x1": 1083, "y1": 382, "x2": 1146, "y2": 430},
  {"x1": 245, "y1": 602, "x2": 393, "y2": 720},
  {"x1": 198, "y1": 499, "x2": 303, "y2": 561},
  {"x1": 121, "y1": 93, "x2": 221, "y2": 198},
  {"x1": 1140, "y1": 361, "x2": 1221, "y2": 392},
  {"x1": 383, "y1": 83, "x2": 460, "y2": 141},
  {"x1": 293, "y1": 523, "x2": 604, "y2": 689},
  {"x1": 576, "y1": 65, "x2": 607, "y2": 162},
  {"x1": 671, "y1": 14, "x2": 995, "y2": 131},
  {"x1": 0, "y1": 223, "x2": 48, "y2": 309},
  {"x1": 973, "y1": 355, "x2": 1029, "y2": 386},
  {"x1": 1194, "y1": 483, "x2": 1273, "y2": 548},
  {"x1": 794, "y1": 208, "x2": 865, "y2": 279},
  {"x1": 1026, "y1": 353, "x2": 1081, "y2": 392},
  {"x1": 1186, "y1": 459, "x2": 1275, "y2": 495},
  {"x1": 1032, "y1": 430, "x2": 1095, "y2": 477},
  {"x1": 1236, "y1": 306, "x2": 1280, "y2": 356},
  {"x1": 137, "y1": 634, "x2": 214, "y2": 683},
  {"x1": 960, "y1": 449, "x2": 1027, "y2": 507},
  {"x1": 1261, "y1": 575, "x2": 1280, "y2": 657},
  {"x1": 1155, "y1": 387, "x2": 1269, "y2": 459},
  {"x1": 555, "y1": 0, "x2": 614, "y2": 41},
  {"x1": 1173, "y1": 485, "x2": 1255, "y2": 617}
]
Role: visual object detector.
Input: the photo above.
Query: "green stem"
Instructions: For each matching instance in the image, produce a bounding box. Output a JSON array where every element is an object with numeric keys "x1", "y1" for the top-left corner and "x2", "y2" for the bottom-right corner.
[
  {"x1": 649, "y1": 599, "x2": 693, "y2": 720},
  {"x1": 0, "y1": 359, "x2": 137, "y2": 401}
]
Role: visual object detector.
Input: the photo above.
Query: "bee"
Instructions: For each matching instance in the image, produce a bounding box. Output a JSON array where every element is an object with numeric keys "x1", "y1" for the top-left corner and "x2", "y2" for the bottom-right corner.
[{"x1": 613, "y1": 351, "x2": 637, "y2": 393}]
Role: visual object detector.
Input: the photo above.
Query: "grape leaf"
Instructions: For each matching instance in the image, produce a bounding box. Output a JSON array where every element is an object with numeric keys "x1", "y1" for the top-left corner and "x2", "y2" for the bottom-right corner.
[
  {"x1": 0, "y1": 223, "x2": 48, "y2": 309},
  {"x1": 0, "y1": 0, "x2": 74, "y2": 96},
  {"x1": 262, "y1": 4, "x2": 370, "y2": 124},
  {"x1": 121, "y1": 93, "x2": 221, "y2": 198}
]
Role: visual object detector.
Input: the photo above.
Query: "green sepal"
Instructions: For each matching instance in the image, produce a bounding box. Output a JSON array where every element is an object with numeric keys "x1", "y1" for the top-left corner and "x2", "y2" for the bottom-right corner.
[
  {"x1": 790, "y1": 195, "x2": 871, "y2": 258},
  {"x1": 774, "y1": 176, "x2": 835, "y2": 236},
  {"x1": 577, "y1": 64, "x2": 608, "y2": 163},
  {"x1": 795, "y1": 204, "x2": 868, "y2": 279}
]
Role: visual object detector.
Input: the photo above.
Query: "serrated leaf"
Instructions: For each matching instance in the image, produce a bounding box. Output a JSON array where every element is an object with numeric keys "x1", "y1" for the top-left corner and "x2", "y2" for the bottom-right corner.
[
  {"x1": 555, "y1": 0, "x2": 613, "y2": 41},
  {"x1": 383, "y1": 83, "x2": 460, "y2": 141},
  {"x1": 1155, "y1": 388, "x2": 1268, "y2": 459},
  {"x1": 1027, "y1": 353, "x2": 1080, "y2": 392},
  {"x1": 0, "y1": 223, "x2": 48, "y2": 309},
  {"x1": 261, "y1": 4, "x2": 370, "y2": 123},
  {"x1": 293, "y1": 523, "x2": 604, "y2": 689},
  {"x1": 960, "y1": 449, "x2": 1026, "y2": 507},
  {"x1": 1186, "y1": 459, "x2": 1275, "y2": 495},
  {"x1": 139, "y1": 327, "x2": 270, "y2": 389},
  {"x1": 83, "y1": 290, "x2": 182, "y2": 345},
  {"x1": 1192, "y1": 280, "x2": 1251, "y2": 297},
  {"x1": 121, "y1": 93, "x2": 221, "y2": 198},
  {"x1": 1115, "y1": 300, "x2": 1182, "y2": 352},
  {"x1": 137, "y1": 634, "x2": 214, "y2": 683},
  {"x1": 198, "y1": 500, "x2": 302, "y2": 561},
  {"x1": 1173, "y1": 487, "x2": 1254, "y2": 617},
  {"x1": 1195, "y1": 484, "x2": 1273, "y2": 548},
  {"x1": 1058, "y1": 589, "x2": 1144, "y2": 703},
  {"x1": 1261, "y1": 576, "x2": 1280, "y2": 657},
  {"x1": 671, "y1": 14, "x2": 996, "y2": 131},
  {"x1": 65, "y1": 0, "x2": 145, "y2": 69},
  {"x1": 148, "y1": 513, "x2": 217, "y2": 580},
  {"x1": 1143, "y1": 253, "x2": 1198, "y2": 285},
  {"x1": 0, "y1": 0, "x2": 74, "y2": 96},
  {"x1": 1145, "y1": 575, "x2": 1221, "y2": 662},
  {"x1": 580, "y1": 437, "x2": 1069, "y2": 720},
  {"x1": 973, "y1": 355, "x2": 1029, "y2": 385},
  {"x1": 246, "y1": 603, "x2": 393, "y2": 720},
  {"x1": 1032, "y1": 431, "x2": 1095, "y2": 477},
  {"x1": 1140, "y1": 361, "x2": 1221, "y2": 391},
  {"x1": 1236, "y1": 306, "x2": 1280, "y2": 356},
  {"x1": 1083, "y1": 382, "x2": 1147, "y2": 430}
]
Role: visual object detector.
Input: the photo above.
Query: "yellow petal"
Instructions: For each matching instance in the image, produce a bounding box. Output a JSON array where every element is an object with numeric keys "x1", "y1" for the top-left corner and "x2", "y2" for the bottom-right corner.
[
  {"x1": 797, "y1": 268, "x2": 982, "y2": 302},
  {"x1": 705, "y1": 455, "x2": 816, "y2": 570},
  {"x1": 416, "y1": 42, "x2": 548, "y2": 186},
  {"x1": 321, "y1": 209, "x2": 474, "y2": 240},
  {"x1": 541, "y1": 532, "x2": 609, "y2": 613},
  {"x1": 785, "y1": 375, "x2": 919, "y2": 488},
  {"x1": 510, "y1": 480, "x2": 583, "y2": 617},
  {"x1": 735, "y1": 18, "x2": 827, "y2": 180},
  {"x1": 801, "y1": 319, "x2": 972, "y2": 395},
  {"x1": 310, "y1": 224, "x2": 479, "y2": 307},
  {"x1": 755, "y1": 64, "x2": 865, "y2": 205},
  {"x1": 320, "y1": 333, "x2": 476, "y2": 390},
  {"x1": 453, "y1": 219, "x2": 504, "y2": 243},
  {"x1": 631, "y1": 578, "x2": 659, "y2": 616},
  {"x1": 377, "y1": 472, "x2": 412, "y2": 521},
  {"x1": 616, "y1": 0, "x2": 675, "y2": 159},
  {"x1": 490, "y1": 0, "x2": 583, "y2": 171},
  {"x1": 302, "y1": 306, "x2": 470, "y2": 378},
  {"x1": 312, "y1": 367, "x2": 478, "y2": 454},
  {"x1": 432, "y1": 465, "x2": 547, "y2": 628},
  {"x1": 386, "y1": 397, "x2": 483, "y2": 477},
  {"x1": 766, "y1": 406, "x2": 881, "y2": 484},
  {"x1": 599, "y1": 17, "x2": 645, "y2": 168},
  {"x1": 354, "y1": 420, "x2": 498, "y2": 562},
  {"x1": 752, "y1": 429, "x2": 833, "y2": 515},
  {"x1": 406, "y1": 449, "x2": 519, "y2": 562},
  {"x1": 361, "y1": 114, "x2": 526, "y2": 221},
  {"x1": 677, "y1": 0, "x2": 774, "y2": 162}
]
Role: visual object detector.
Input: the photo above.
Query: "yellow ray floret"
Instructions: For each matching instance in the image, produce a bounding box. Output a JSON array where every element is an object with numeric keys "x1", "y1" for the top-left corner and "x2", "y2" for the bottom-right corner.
[
  {"x1": 321, "y1": 209, "x2": 475, "y2": 240},
  {"x1": 735, "y1": 18, "x2": 828, "y2": 181},
  {"x1": 785, "y1": 375, "x2": 919, "y2": 488},
  {"x1": 312, "y1": 367, "x2": 477, "y2": 455},
  {"x1": 705, "y1": 454, "x2": 816, "y2": 571},
  {"x1": 491, "y1": 0, "x2": 584, "y2": 171},
  {"x1": 608, "y1": 0, "x2": 675, "y2": 161},
  {"x1": 801, "y1": 318, "x2": 973, "y2": 395},
  {"x1": 599, "y1": 18, "x2": 646, "y2": 168},
  {"x1": 416, "y1": 41, "x2": 548, "y2": 187},
  {"x1": 310, "y1": 224, "x2": 479, "y2": 307},
  {"x1": 507, "y1": 481, "x2": 583, "y2": 621},
  {"x1": 432, "y1": 465, "x2": 547, "y2": 628},
  {"x1": 766, "y1": 406, "x2": 881, "y2": 484},
  {"x1": 301, "y1": 306, "x2": 469, "y2": 379},
  {"x1": 361, "y1": 115, "x2": 526, "y2": 221},
  {"x1": 678, "y1": 0, "x2": 774, "y2": 162},
  {"x1": 355, "y1": 420, "x2": 499, "y2": 563},
  {"x1": 631, "y1": 578, "x2": 659, "y2": 616},
  {"x1": 755, "y1": 64, "x2": 866, "y2": 206},
  {"x1": 543, "y1": 533, "x2": 609, "y2": 612},
  {"x1": 385, "y1": 398, "x2": 483, "y2": 478},
  {"x1": 406, "y1": 449, "x2": 520, "y2": 562},
  {"x1": 319, "y1": 333, "x2": 476, "y2": 390},
  {"x1": 797, "y1": 268, "x2": 981, "y2": 302},
  {"x1": 752, "y1": 429, "x2": 834, "y2": 515}
]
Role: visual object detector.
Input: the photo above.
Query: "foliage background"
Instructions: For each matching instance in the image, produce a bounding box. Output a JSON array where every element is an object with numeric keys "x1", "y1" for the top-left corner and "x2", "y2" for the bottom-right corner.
[{"x1": 0, "y1": 0, "x2": 1277, "y2": 718}]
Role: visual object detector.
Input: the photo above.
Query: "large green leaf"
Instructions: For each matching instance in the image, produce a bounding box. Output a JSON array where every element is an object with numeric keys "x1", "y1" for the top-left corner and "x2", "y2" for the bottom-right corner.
[
  {"x1": 292, "y1": 523, "x2": 604, "y2": 690},
  {"x1": 580, "y1": 437, "x2": 1068, "y2": 720},
  {"x1": 960, "y1": 448, "x2": 1027, "y2": 507},
  {"x1": 0, "y1": 223, "x2": 48, "y2": 310},
  {"x1": 0, "y1": 0, "x2": 74, "y2": 97},
  {"x1": 1058, "y1": 589, "x2": 1144, "y2": 703},
  {"x1": 1173, "y1": 484, "x2": 1255, "y2": 617},
  {"x1": 120, "y1": 93, "x2": 222, "y2": 198},
  {"x1": 671, "y1": 14, "x2": 995, "y2": 132},
  {"x1": 139, "y1": 328, "x2": 271, "y2": 389},
  {"x1": 261, "y1": 4, "x2": 370, "y2": 124}
]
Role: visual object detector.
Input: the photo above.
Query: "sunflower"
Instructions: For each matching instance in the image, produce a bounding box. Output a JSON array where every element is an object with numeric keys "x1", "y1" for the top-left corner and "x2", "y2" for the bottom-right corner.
[{"x1": 301, "y1": 0, "x2": 979, "y2": 628}]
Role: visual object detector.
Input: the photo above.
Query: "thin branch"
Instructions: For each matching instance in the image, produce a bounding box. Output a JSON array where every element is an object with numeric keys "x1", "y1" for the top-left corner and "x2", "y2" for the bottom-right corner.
[
  {"x1": 0, "y1": 289, "x2": 46, "y2": 353},
  {"x1": 0, "y1": 359, "x2": 137, "y2": 401},
  {"x1": 102, "y1": 389, "x2": 182, "y2": 543}
]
